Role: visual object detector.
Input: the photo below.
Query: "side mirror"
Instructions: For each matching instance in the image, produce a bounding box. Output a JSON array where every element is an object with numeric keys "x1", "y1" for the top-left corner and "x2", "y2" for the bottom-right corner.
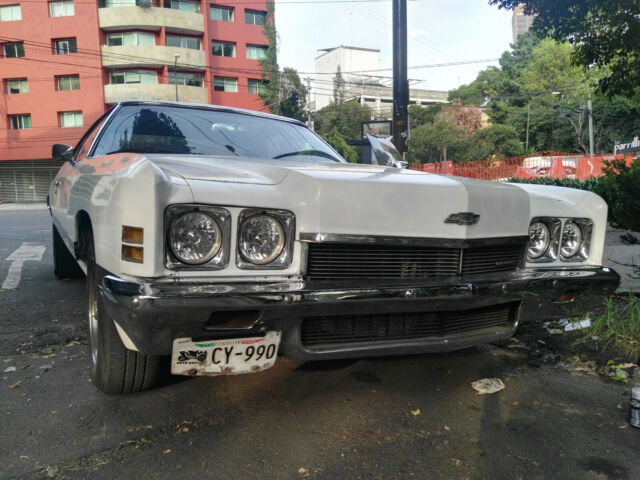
[{"x1": 52, "y1": 144, "x2": 73, "y2": 163}]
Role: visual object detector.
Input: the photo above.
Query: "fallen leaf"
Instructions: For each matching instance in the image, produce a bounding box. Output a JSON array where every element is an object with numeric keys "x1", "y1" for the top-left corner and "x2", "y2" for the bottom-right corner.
[
  {"x1": 41, "y1": 348, "x2": 54, "y2": 355},
  {"x1": 533, "y1": 401, "x2": 541, "y2": 406},
  {"x1": 338, "y1": 433, "x2": 349, "y2": 440},
  {"x1": 411, "y1": 409, "x2": 421, "y2": 416},
  {"x1": 510, "y1": 401, "x2": 519, "y2": 406},
  {"x1": 298, "y1": 467, "x2": 309, "y2": 475},
  {"x1": 46, "y1": 466, "x2": 58, "y2": 478},
  {"x1": 8, "y1": 381, "x2": 21, "y2": 389},
  {"x1": 444, "y1": 425, "x2": 450, "y2": 431},
  {"x1": 164, "y1": 449, "x2": 172, "y2": 454}
]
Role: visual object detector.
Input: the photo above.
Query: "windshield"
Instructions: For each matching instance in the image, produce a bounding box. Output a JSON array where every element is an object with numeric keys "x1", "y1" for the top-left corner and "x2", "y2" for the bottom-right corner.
[{"x1": 91, "y1": 105, "x2": 343, "y2": 162}]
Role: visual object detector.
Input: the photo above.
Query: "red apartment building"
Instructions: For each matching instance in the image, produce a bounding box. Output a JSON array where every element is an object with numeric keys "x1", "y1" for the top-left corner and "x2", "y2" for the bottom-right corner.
[{"x1": 0, "y1": 0, "x2": 270, "y2": 202}]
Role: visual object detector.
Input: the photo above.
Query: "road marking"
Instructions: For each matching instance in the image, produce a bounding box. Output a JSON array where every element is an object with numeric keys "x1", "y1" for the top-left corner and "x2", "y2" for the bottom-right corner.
[{"x1": 2, "y1": 243, "x2": 46, "y2": 290}]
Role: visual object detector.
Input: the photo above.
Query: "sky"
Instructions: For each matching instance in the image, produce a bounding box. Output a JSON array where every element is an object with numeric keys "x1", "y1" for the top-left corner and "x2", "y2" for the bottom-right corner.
[{"x1": 275, "y1": 0, "x2": 515, "y2": 92}]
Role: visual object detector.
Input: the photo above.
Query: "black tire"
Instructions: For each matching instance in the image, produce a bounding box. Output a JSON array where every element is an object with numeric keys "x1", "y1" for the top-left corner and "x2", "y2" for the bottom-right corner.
[
  {"x1": 87, "y1": 234, "x2": 160, "y2": 394},
  {"x1": 52, "y1": 224, "x2": 84, "y2": 279}
]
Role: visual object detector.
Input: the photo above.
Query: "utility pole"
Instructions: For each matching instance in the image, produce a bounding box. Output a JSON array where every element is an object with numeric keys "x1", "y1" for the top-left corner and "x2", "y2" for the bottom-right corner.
[
  {"x1": 525, "y1": 102, "x2": 530, "y2": 151},
  {"x1": 305, "y1": 77, "x2": 312, "y2": 129},
  {"x1": 392, "y1": 0, "x2": 409, "y2": 156},
  {"x1": 173, "y1": 53, "x2": 180, "y2": 102},
  {"x1": 588, "y1": 92, "x2": 594, "y2": 157}
]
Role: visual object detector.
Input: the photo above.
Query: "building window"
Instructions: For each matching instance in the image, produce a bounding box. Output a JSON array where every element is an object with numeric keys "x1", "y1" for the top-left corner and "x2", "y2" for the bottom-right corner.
[
  {"x1": 60, "y1": 111, "x2": 83, "y2": 128},
  {"x1": 246, "y1": 45, "x2": 267, "y2": 60},
  {"x1": 49, "y1": 1, "x2": 74, "y2": 17},
  {"x1": 9, "y1": 114, "x2": 31, "y2": 129},
  {"x1": 245, "y1": 9, "x2": 266, "y2": 25},
  {"x1": 247, "y1": 79, "x2": 265, "y2": 95},
  {"x1": 213, "y1": 76, "x2": 237, "y2": 92},
  {"x1": 7, "y1": 78, "x2": 28, "y2": 94},
  {"x1": 57, "y1": 75, "x2": 80, "y2": 91},
  {"x1": 211, "y1": 40, "x2": 235, "y2": 57},
  {"x1": 109, "y1": 70, "x2": 158, "y2": 84},
  {"x1": 0, "y1": 4, "x2": 21, "y2": 21},
  {"x1": 169, "y1": 72, "x2": 203, "y2": 87},
  {"x1": 166, "y1": 35, "x2": 201, "y2": 50},
  {"x1": 210, "y1": 5, "x2": 233, "y2": 22},
  {"x1": 54, "y1": 38, "x2": 77, "y2": 54},
  {"x1": 166, "y1": 0, "x2": 200, "y2": 12},
  {"x1": 3, "y1": 42, "x2": 24, "y2": 58},
  {"x1": 107, "y1": 32, "x2": 155, "y2": 47}
]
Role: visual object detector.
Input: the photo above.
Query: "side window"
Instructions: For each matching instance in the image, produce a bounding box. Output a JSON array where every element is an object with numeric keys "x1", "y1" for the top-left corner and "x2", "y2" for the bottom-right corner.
[{"x1": 73, "y1": 109, "x2": 114, "y2": 162}]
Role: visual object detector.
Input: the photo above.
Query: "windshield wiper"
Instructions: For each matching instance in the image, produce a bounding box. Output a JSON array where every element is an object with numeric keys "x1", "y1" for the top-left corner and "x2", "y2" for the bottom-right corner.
[{"x1": 273, "y1": 149, "x2": 340, "y2": 162}]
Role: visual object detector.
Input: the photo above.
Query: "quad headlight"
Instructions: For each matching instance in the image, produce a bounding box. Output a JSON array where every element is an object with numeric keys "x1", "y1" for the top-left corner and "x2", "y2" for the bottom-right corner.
[
  {"x1": 526, "y1": 217, "x2": 592, "y2": 263},
  {"x1": 169, "y1": 212, "x2": 222, "y2": 264},
  {"x1": 238, "y1": 214, "x2": 285, "y2": 265},
  {"x1": 165, "y1": 205, "x2": 231, "y2": 269},
  {"x1": 236, "y1": 209, "x2": 295, "y2": 269},
  {"x1": 527, "y1": 221, "x2": 551, "y2": 259}
]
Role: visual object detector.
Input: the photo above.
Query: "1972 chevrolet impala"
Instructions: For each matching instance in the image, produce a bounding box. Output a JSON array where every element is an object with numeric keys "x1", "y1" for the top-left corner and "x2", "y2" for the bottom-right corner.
[{"x1": 49, "y1": 101, "x2": 620, "y2": 394}]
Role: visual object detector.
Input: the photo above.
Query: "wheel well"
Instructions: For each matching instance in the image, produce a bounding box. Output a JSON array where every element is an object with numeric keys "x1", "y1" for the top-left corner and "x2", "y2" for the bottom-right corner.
[{"x1": 75, "y1": 211, "x2": 93, "y2": 261}]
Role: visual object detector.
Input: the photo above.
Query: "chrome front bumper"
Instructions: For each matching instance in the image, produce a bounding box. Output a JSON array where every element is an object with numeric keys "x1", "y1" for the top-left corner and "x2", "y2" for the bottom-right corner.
[{"x1": 100, "y1": 267, "x2": 620, "y2": 359}]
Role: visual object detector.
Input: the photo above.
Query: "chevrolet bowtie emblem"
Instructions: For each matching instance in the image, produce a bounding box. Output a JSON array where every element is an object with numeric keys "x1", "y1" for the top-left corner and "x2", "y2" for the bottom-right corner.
[{"x1": 444, "y1": 212, "x2": 480, "y2": 225}]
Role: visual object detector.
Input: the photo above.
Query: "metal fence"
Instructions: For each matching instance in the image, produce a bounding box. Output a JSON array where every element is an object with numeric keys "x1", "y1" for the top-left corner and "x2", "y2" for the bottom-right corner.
[{"x1": 0, "y1": 160, "x2": 64, "y2": 203}]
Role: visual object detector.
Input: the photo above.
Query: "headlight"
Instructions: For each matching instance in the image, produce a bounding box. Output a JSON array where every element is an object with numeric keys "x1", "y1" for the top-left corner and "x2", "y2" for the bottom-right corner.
[
  {"x1": 238, "y1": 214, "x2": 285, "y2": 265},
  {"x1": 527, "y1": 221, "x2": 551, "y2": 259},
  {"x1": 169, "y1": 211, "x2": 222, "y2": 265},
  {"x1": 560, "y1": 221, "x2": 583, "y2": 258}
]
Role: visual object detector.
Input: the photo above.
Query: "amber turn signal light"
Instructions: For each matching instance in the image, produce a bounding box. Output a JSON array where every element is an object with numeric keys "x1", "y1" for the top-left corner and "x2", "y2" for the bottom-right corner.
[
  {"x1": 122, "y1": 245, "x2": 144, "y2": 264},
  {"x1": 122, "y1": 226, "x2": 144, "y2": 244}
]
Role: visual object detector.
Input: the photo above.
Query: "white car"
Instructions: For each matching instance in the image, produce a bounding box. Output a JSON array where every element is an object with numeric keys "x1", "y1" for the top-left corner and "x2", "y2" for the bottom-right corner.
[{"x1": 49, "y1": 101, "x2": 619, "y2": 394}]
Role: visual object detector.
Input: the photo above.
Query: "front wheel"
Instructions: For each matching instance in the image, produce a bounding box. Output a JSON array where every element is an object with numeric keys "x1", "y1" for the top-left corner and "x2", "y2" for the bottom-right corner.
[{"x1": 87, "y1": 235, "x2": 160, "y2": 394}]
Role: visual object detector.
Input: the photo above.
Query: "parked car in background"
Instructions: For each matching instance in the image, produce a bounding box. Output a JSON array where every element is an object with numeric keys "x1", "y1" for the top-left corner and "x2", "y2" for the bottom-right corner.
[{"x1": 49, "y1": 101, "x2": 619, "y2": 394}]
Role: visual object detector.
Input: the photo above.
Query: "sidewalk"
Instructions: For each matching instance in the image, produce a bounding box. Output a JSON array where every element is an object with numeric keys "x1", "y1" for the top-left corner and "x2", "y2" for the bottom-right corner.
[{"x1": 0, "y1": 202, "x2": 48, "y2": 211}]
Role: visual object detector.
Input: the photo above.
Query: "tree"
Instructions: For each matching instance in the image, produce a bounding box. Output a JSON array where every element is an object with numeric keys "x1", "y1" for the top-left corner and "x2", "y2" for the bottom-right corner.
[
  {"x1": 438, "y1": 99, "x2": 484, "y2": 135},
  {"x1": 408, "y1": 104, "x2": 444, "y2": 129},
  {"x1": 408, "y1": 117, "x2": 480, "y2": 164},
  {"x1": 258, "y1": 1, "x2": 279, "y2": 111},
  {"x1": 333, "y1": 66, "x2": 346, "y2": 105},
  {"x1": 322, "y1": 128, "x2": 358, "y2": 163},
  {"x1": 473, "y1": 124, "x2": 523, "y2": 158},
  {"x1": 490, "y1": 0, "x2": 640, "y2": 97},
  {"x1": 314, "y1": 101, "x2": 372, "y2": 141},
  {"x1": 276, "y1": 68, "x2": 308, "y2": 122}
]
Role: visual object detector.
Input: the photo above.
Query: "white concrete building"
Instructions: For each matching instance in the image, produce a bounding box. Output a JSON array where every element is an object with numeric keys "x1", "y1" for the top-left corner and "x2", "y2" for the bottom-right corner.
[{"x1": 313, "y1": 45, "x2": 449, "y2": 115}]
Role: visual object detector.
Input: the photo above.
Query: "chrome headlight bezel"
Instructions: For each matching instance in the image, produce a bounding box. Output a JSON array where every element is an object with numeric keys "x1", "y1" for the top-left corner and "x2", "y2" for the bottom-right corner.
[
  {"x1": 559, "y1": 218, "x2": 592, "y2": 262},
  {"x1": 165, "y1": 205, "x2": 231, "y2": 270},
  {"x1": 526, "y1": 217, "x2": 561, "y2": 263},
  {"x1": 236, "y1": 208, "x2": 295, "y2": 269}
]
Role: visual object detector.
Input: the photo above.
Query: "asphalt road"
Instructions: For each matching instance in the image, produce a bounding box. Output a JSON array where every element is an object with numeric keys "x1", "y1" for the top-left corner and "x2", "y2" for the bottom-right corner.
[{"x1": 1, "y1": 208, "x2": 638, "y2": 480}]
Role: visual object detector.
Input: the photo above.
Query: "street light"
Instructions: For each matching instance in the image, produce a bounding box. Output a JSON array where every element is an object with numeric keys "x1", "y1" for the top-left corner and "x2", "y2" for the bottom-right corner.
[{"x1": 173, "y1": 53, "x2": 180, "y2": 102}]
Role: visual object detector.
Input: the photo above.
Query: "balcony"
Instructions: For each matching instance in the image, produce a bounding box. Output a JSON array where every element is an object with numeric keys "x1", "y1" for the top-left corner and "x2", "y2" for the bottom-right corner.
[
  {"x1": 101, "y1": 45, "x2": 206, "y2": 70},
  {"x1": 103, "y1": 83, "x2": 209, "y2": 104},
  {"x1": 98, "y1": 6, "x2": 204, "y2": 35}
]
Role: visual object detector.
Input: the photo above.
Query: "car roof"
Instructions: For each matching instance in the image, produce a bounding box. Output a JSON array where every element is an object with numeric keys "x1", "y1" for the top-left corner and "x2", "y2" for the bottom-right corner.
[{"x1": 117, "y1": 100, "x2": 306, "y2": 127}]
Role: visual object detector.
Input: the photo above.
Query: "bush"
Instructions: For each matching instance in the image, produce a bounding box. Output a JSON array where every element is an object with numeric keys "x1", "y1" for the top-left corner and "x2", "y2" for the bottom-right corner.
[{"x1": 509, "y1": 158, "x2": 640, "y2": 231}]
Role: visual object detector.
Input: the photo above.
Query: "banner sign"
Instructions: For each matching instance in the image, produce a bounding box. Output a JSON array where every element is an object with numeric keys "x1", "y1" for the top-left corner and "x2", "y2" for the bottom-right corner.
[{"x1": 614, "y1": 136, "x2": 640, "y2": 154}]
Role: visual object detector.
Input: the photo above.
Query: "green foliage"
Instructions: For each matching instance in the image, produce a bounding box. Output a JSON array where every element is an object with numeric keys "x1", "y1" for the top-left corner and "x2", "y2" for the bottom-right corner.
[
  {"x1": 474, "y1": 124, "x2": 524, "y2": 158},
  {"x1": 408, "y1": 104, "x2": 443, "y2": 129},
  {"x1": 314, "y1": 101, "x2": 372, "y2": 141},
  {"x1": 490, "y1": 0, "x2": 640, "y2": 97},
  {"x1": 408, "y1": 117, "x2": 482, "y2": 164},
  {"x1": 333, "y1": 66, "x2": 346, "y2": 105},
  {"x1": 574, "y1": 294, "x2": 640, "y2": 361},
  {"x1": 509, "y1": 158, "x2": 640, "y2": 230},
  {"x1": 322, "y1": 128, "x2": 358, "y2": 163},
  {"x1": 257, "y1": 3, "x2": 307, "y2": 121}
]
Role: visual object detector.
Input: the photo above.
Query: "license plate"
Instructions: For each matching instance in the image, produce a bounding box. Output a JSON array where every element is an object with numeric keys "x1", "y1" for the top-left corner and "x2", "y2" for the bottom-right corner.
[{"x1": 170, "y1": 331, "x2": 281, "y2": 376}]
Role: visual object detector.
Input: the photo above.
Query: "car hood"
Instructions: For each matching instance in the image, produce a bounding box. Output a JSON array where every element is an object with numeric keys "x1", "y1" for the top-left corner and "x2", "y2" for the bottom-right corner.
[{"x1": 149, "y1": 155, "x2": 532, "y2": 239}]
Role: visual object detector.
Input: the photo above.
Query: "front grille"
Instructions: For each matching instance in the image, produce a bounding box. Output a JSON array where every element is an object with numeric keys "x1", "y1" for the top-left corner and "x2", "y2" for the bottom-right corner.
[
  {"x1": 305, "y1": 240, "x2": 526, "y2": 280},
  {"x1": 301, "y1": 303, "x2": 518, "y2": 347}
]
